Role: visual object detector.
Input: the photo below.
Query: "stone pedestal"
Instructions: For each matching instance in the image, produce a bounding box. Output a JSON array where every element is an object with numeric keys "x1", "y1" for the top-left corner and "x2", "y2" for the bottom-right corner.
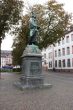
[
  {"x1": 15, "y1": 44, "x2": 52, "y2": 89},
  {"x1": 20, "y1": 55, "x2": 44, "y2": 88}
]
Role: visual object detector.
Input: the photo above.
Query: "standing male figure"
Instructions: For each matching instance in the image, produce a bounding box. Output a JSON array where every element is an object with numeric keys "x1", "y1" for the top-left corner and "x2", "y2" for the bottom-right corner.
[{"x1": 29, "y1": 11, "x2": 39, "y2": 45}]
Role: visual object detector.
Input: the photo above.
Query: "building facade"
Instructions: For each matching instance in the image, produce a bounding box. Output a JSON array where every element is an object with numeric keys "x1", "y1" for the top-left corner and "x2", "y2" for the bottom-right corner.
[
  {"x1": 42, "y1": 29, "x2": 73, "y2": 72},
  {"x1": 1, "y1": 50, "x2": 12, "y2": 67}
]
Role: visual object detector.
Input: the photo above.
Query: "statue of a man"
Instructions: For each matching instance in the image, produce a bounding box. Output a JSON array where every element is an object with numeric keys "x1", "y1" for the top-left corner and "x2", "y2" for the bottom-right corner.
[{"x1": 29, "y1": 12, "x2": 39, "y2": 45}]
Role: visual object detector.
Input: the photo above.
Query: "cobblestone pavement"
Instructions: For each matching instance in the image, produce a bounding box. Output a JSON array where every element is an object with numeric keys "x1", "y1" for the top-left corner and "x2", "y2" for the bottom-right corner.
[{"x1": 1, "y1": 71, "x2": 73, "y2": 110}]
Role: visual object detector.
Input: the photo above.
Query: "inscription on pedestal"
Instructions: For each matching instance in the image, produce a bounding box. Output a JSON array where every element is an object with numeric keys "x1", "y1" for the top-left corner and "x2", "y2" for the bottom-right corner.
[{"x1": 30, "y1": 62, "x2": 41, "y2": 75}]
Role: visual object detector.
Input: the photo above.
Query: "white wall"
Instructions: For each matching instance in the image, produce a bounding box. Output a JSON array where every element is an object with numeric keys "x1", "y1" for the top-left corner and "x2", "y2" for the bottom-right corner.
[{"x1": 42, "y1": 30, "x2": 73, "y2": 70}]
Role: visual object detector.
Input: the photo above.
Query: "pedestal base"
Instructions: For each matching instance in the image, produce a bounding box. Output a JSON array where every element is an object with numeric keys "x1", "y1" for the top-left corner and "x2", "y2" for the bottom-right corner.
[
  {"x1": 14, "y1": 44, "x2": 52, "y2": 90},
  {"x1": 14, "y1": 81, "x2": 52, "y2": 90}
]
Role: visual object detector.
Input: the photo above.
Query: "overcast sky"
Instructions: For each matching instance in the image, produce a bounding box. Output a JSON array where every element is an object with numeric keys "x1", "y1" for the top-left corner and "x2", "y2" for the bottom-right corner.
[{"x1": 1, "y1": 0, "x2": 73, "y2": 50}]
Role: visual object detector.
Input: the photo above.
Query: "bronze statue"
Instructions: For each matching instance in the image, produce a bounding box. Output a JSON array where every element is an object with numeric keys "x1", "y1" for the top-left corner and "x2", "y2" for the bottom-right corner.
[{"x1": 29, "y1": 11, "x2": 39, "y2": 45}]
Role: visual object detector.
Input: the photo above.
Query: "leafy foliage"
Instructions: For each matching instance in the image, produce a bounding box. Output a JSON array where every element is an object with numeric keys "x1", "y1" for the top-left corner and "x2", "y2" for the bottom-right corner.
[
  {"x1": 12, "y1": 0, "x2": 72, "y2": 65},
  {"x1": 0, "y1": 0, "x2": 23, "y2": 39},
  {"x1": 33, "y1": 0, "x2": 71, "y2": 48},
  {"x1": 12, "y1": 15, "x2": 29, "y2": 65}
]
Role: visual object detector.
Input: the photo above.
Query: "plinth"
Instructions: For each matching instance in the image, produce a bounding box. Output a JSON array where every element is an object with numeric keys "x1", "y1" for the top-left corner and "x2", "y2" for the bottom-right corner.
[{"x1": 15, "y1": 44, "x2": 52, "y2": 89}]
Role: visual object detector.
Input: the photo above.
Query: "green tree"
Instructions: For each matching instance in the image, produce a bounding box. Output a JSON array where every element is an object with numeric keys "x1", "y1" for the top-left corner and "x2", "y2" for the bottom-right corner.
[
  {"x1": 32, "y1": 0, "x2": 71, "y2": 48},
  {"x1": 0, "y1": 0, "x2": 23, "y2": 78},
  {"x1": 12, "y1": 15, "x2": 29, "y2": 65},
  {"x1": 12, "y1": 0, "x2": 72, "y2": 65},
  {"x1": 40, "y1": 0, "x2": 71, "y2": 47}
]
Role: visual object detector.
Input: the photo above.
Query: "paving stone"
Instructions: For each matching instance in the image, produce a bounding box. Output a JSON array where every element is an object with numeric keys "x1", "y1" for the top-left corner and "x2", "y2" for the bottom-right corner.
[{"x1": 0, "y1": 71, "x2": 73, "y2": 110}]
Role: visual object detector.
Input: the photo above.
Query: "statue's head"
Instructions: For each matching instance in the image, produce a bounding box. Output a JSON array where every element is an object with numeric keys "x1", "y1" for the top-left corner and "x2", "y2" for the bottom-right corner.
[{"x1": 31, "y1": 11, "x2": 36, "y2": 19}]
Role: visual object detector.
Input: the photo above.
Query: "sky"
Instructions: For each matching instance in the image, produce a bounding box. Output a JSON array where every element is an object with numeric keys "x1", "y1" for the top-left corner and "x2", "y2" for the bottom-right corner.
[{"x1": 1, "y1": 0, "x2": 73, "y2": 50}]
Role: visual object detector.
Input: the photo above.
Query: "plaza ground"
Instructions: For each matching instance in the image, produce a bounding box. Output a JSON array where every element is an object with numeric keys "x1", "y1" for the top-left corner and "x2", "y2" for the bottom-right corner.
[{"x1": 0, "y1": 71, "x2": 73, "y2": 110}]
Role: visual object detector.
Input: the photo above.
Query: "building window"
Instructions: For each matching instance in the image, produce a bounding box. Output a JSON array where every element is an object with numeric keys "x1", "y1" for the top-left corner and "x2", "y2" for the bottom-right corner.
[
  {"x1": 58, "y1": 49, "x2": 61, "y2": 56},
  {"x1": 58, "y1": 41, "x2": 60, "y2": 46},
  {"x1": 72, "y1": 58, "x2": 73, "y2": 67},
  {"x1": 67, "y1": 47, "x2": 70, "y2": 55},
  {"x1": 49, "y1": 61, "x2": 52, "y2": 68},
  {"x1": 62, "y1": 48, "x2": 65, "y2": 56},
  {"x1": 66, "y1": 36, "x2": 69, "y2": 43},
  {"x1": 50, "y1": 52, "x2": 52, "y2": 59},
  {"x1": 62, "y1": 38, "x2": 64, "y2": 44},
  {"x1": 72, "y1": 46, "x2": 73, "y2": 54},
  {"x1": 55, "y1": 60, "x2": 57, "y2": 67},
  {"x1": 62, "y1": 59, "x2": 65, "y2": 67},
  {"x1": 67, "y1": 59, "x2": 71, "y2": 67},
  {"x1": 48, "y1": 53, "x2": 50, "y2": 59},
  {"x1": 48, "y1": 52, "x2": 52, "y2": 59},
  {"x1": 55, "y1": 50, "x2": 57, "y2": 57},
  {"x1": 71, "y1": 34, "x2": 73, "y2": 41},
  {"x1": 48, "y1": 53, "x2": 51, "y2": 59},
  {"x1": 44, "y1": 53, "x2": 46, "y2": 58},
  {"x1": 58, "y1": 60, "x2": 61, "y2": 67}
]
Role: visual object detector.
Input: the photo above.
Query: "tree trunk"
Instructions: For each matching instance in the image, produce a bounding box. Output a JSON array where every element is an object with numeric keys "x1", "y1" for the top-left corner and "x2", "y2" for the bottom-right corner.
[{"x1": 0, "y1": 38, "x2": 2, "y2": 79}]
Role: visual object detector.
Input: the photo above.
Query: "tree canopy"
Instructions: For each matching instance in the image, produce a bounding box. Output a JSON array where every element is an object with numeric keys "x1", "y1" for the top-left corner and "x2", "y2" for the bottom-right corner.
[
  {"x1": 12, "y1": 15, "x2": 29, "y2": 65},
  {"x1": 0, "y1": 0, "x2": 23, "y2": 39},
  {"x1": 33, "y1": 1, "x2": 71, "y2": 48},
  {"x1": 12, "y1": 0, "x2": 72, "y2": 65}
]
